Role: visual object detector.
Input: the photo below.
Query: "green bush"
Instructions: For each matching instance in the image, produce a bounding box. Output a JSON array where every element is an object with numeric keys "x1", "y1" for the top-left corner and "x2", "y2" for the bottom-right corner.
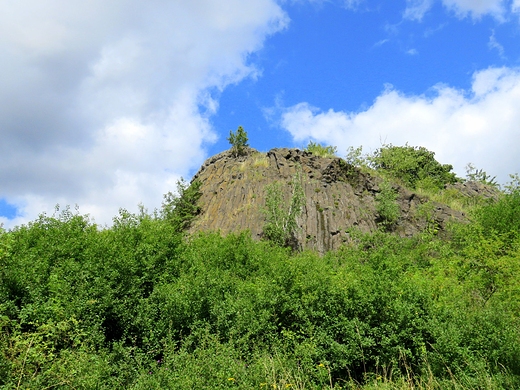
[
  {"x1": 304, "y1": 141, "x2": 337, "y2": 158},
  {"x1": 375, "y1": 180, "x2": 400, "y2": 230},
  {"x1": 345, "y1": 145, "x2": 367, "y2": 167},
  {"x1": 473, "y1": 185, "x2": 520, "y2": 242},
  {"x1": 262, "y1": 171, "x2": 305, "y2": 248},
  {"x1": 465, "y1": 163, "x2": 498, "y2": 187},
  {"x1": 369, "y1": 143, "x2": 459, "y2": 190},
  {"x1": 1, "y1": 197, "x2": 520, "y2": 388}
]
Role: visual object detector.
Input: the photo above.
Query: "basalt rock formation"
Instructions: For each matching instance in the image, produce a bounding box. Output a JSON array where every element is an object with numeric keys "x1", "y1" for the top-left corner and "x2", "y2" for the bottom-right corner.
[{"x1": 189, "y1": 147, "x2": 469, "y2": 253}]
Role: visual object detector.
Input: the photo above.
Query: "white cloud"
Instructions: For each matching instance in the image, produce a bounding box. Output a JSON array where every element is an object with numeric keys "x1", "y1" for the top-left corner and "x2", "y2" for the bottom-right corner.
[
  {"x1": 404, "y1": 0, "x2": 508, "y2": 20},
  {"x1": 404, "y1": 0, "x2": 435, "y2": 21},
  {"x1": 442, "y1": 0, "x2": 506, "y2": 19},
  {"x1": 281, "y1": 67, "x2": 520, "y2": 184},
  {"x1": 0, "y1": 0, "x2": 288, "y2": 228},
  {"x1": 488, "y1": 29, "x2": 506, "y2": 57}
]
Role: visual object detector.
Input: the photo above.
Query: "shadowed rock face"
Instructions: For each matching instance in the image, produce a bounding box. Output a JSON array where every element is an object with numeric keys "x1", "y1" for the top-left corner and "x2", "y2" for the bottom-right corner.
[{"x1": 189, "y1": 147, "x2": 467, "y2": 253}]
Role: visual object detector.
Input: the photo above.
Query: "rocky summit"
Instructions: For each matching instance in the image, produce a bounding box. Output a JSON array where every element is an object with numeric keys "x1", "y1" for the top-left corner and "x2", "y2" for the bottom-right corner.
[{"x1": 189, "y1": 147, "x2": 468, "y2": 253}]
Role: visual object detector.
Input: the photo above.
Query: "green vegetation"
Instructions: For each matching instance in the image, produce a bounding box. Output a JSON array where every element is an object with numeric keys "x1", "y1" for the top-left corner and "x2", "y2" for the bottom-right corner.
[
  {"x1": 227, "y1": 126, "x2": 249, "y2": 157},
  {"x1": 465, "y1": 163, "x2": 498, "y2": 187},
  {"x1": 343, "y1": 143, "x2": 483, "y2": 215},
  {"x1": 345, "y1": 145, "x2": 367, "y2": 168},
  {"x1": 262, "y1": 171, "x2": 305, "y2": 248},
  {"x1": 161, "y1": 178, "x2": 202, "y2": 232},
  {"x1": 1, "y1": 143, "x2": 520, "y2": 388},
  {"x1": 375, "y1": 180, "x2": 400, "y2": 230},
  {"x1": 252, "y1": 151, "x2": 269, "y2": 168},
  {"x1": 305, "y1": 141, "x2": 337, "y2": 158},
  {"x1": 344, "y1": 144, "x2": 460, "y2": 191},
  {"x1": 368, "y1": 144, "x2": 459, "y2": 190}
]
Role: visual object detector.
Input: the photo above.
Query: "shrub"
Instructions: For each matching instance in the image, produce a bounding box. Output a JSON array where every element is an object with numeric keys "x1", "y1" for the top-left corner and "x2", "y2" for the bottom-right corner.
[
  {"x1": 471, "y1": 184, "x2": 520, "y2": 245},
  {"x1": 345, "y1": 145, "x2": 368, "y2": 167},
  {"x1": 465, "y1": 163, "x2": 498, "y2": 187},
  {"x1": 369, "y1": 143, "x2": 459, "y2": 190},
  {"x1": 262, "y1": 171, "x2": 305, "y2": 248},
  {"x1": 375, "y1": 180, "x2": 400, "y2": 230},
  {"x1": 304, "y1": 141, "x2": 337, "y2": 158}
]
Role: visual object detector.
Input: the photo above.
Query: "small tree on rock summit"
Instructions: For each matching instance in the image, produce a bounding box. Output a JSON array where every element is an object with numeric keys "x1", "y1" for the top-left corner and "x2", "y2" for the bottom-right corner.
[{"x1": 227, "y1": 126, "x2": 249, "y2": 157}]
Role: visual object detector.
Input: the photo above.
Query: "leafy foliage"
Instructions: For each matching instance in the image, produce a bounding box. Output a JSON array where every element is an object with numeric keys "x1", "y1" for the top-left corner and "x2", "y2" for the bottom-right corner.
[
  {"x1": 1, "y1": 151, "x2": 520, "y2": 388},
  {"x1": 161, "y1": 178, "x2": 202, "y2": 232},
  {"x1": 369, "y1": 143, "x2": 459, "y2": 190},
  {"x1": 227, "y1": 126, "x2": 249, "y2": 157},
  {"x1": 465, "y1": 163, "x2": 498, "y2": 187},
  {"x1": 504, "y1": 173, "x2": 520, "y2": 194},
  {"x1": 345, "y1": 145, "x2": 367, "y2": 167},
  {"x1": 375, "y1": 180, "x2": 400, "y2": 230},
  {"x1": 470, "y1": 181, "x2": 520, "y2": 246},
  {"x1": 262, "y1": 171, "x2": 305, "y2": 248},
  {"x1": 304, "y1": 140, "x2": 337, "y2": 158}
]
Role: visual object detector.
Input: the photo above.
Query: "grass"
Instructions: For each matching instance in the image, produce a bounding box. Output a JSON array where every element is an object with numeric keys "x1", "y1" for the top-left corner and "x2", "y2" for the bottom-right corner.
[
  {"x1": 236, "y1": 152, "x2": 269, "y2": 183},
  {"x1": 253, "y1": 152, "x2": 270, "y2": 168}
]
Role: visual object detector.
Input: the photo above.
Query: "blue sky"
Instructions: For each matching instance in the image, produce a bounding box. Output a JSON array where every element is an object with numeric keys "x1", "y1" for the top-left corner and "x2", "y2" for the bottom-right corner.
[
  {"x1": 1, "y1": 0, "x2": 520, "y2": 227},
  {"x1": 211, "y1": 0, "x2": 519, "y2": 154}
]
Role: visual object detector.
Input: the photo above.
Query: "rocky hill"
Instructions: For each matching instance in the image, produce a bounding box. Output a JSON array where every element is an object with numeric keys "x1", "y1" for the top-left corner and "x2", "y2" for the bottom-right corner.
[{"x1": 189, "y1": 147, "x2": 471, "y2": 253}]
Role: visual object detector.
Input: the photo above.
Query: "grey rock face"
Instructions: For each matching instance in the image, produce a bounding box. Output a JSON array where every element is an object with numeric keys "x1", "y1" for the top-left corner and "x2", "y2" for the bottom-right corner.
[
  {"x1": 189, "y1": 148, "x2": 467, "y2": 253},
  {"x1": 445, "y1": 181, "x2": 500, "y2": 201}
]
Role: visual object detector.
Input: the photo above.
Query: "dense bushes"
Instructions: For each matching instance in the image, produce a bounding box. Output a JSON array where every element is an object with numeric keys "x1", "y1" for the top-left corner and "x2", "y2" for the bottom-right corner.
[
  {"x1": 369, "y1": 144, "x2": 459, "y2": 190},
  {"x1": 161, "y1": 178, "x2": 202, "y2": 232},
  {"x1": 1, "y1": 194, "x2": 520, "y2": 388},
  {"x1": 472, "y1": 185, "x2": 520, "y2": 244}
]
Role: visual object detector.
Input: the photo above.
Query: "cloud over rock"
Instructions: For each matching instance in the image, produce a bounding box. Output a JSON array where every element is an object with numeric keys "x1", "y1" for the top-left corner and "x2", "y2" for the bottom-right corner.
[
  {"x1": 281, "y1": 67, "x2": 520, "y2": 183},
  {"x1": 0, "y1": 0, "x2": 288, "y2": 228}
]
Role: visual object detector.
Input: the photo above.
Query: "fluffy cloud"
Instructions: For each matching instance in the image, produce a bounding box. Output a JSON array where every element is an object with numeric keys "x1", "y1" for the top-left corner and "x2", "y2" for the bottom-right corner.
[
  {"x1": 404, "y1": 0, "x2": 508, "y2": 20},
  {"x1": 281, "y1": 67, "x2": 520, "y2": 183},
  {"x1": 0, "y1": 0, "x2": 288, "y2": 228}
]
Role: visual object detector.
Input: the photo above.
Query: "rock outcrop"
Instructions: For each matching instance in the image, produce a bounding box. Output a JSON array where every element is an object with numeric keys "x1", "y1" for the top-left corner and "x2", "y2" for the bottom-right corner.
[
  {"x1": 189, "y1": 148, "x2": 468, "y2": 253},
  {"x1": 445, "y1": 181, "x2": 500, "y2": 201}
]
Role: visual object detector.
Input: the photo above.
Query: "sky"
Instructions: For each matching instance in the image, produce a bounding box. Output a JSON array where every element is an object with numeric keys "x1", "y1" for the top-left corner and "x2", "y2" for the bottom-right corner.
[{"x1": 1, "y1": 0, "x2": 519, "y2": 228}]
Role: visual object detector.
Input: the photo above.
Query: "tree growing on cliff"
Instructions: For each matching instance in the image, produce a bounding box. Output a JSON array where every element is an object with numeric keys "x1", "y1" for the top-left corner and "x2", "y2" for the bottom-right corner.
[
  {"x1": 161, "y1": 178, "x2": 202, "y2": 231},
  {"x1": 227, "y1": 126, "x2": 249, "y2": 157},
  {"x1": 262, "y1": 170, "x2": 305, "y2": 249}
]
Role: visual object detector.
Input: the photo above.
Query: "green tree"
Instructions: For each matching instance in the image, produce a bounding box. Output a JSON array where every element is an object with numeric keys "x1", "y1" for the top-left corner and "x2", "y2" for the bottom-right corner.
[
  {"x1": 161, "y1": 178, "x2": 202, "y2": 232},
  {"x1": 227, "y1": 126, "x2": 249, "y2": 157}
]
